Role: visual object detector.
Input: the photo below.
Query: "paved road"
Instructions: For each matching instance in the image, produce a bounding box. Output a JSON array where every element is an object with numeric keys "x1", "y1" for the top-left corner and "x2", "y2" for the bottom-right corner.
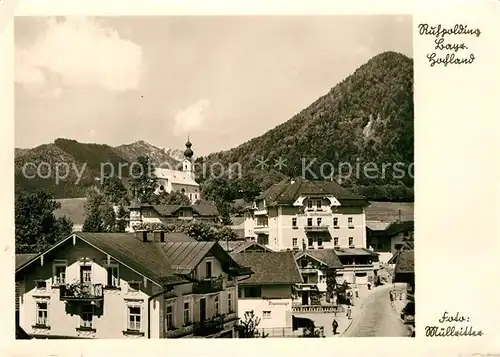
[{"x1": 343, "y1": 284, "x2": 410, "y2": 337}]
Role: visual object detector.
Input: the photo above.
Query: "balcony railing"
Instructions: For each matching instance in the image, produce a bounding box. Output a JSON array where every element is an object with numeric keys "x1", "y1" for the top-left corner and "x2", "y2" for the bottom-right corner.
[
  {"x1": 299, "y1": 268, "x2": 320, "y2": 274},
  {"x1": 304, "y1": 225, "x2": 329, "y2": 232},
  {"x1": 253, "y1": 225, "x2": 269, "y2": 233},
  {"x1": 192, "y1": 277, "x2": 224, "y2": 294},
  {"x1": 60, "y1": 283, "x2": 104, "y2": 301},
  {"x1": 292, "y1": 304, "x2": 344, "y2": 313}
]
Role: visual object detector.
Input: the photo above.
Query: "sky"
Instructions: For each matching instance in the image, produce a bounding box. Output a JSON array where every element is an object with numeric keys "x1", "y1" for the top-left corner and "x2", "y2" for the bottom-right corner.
[{"x1": 15, "y1": 15, "x2": 412, "y2": 156}]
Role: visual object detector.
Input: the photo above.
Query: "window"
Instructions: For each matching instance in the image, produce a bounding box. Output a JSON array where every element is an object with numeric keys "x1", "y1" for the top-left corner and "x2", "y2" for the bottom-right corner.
[
  {"x1": 228, "y1": 293, "x2": 233, "y2": 313},
  {"x1": 36, "y1": 302, "x2": 48, "y2": 326},
  {"x1": 308, "y1": 237, "x2": 313, "y2": 247},
  {"x1": 301, "y1": 259, "x2": 308, "y2": 268},
  {"x1": 243, "y1": 286, "x2": 261, "y2": 298},
  {"x1": 349, "y1": 237, "x2": 354, "y2": 247},
  {"x1": 348, "y1": 217, "x2": 354, "y2": 228},
  {"x1": 183, "y1": 301, "x2": 190, "y2": 325},
  {"x1": 107, "y1": 266, "x2": 119, "y2": 287},
  {"x1": 333, "y1": 217, "x2": 339, "y2": 227},
  {"x1": 80, "y1": 304, "x2": 94, "y2": 328},
  {"x1": 263, "y1": 311, "x2": 271, "y2": 319},
  {"x1": 292, "y1": 238, "x2": 298, "y2": 247},
  {"x1": 334, "y1": 237, "x2": 339, "y2": 246},
  {"x1": 166, "y1": 303, "x2": 174, "y2": 330},
  {"x1": 129, "y1": 281, "x2": 141, "y2": 291},
  {"x1": 307, "y1": 218, "x2": 313, "y2": 227},
  {"x1": 179, "y1": 211, "x2": 184, "y2": 217},
  {"x1": 205, "y1": 261, "x2": 212, "y2": 278},
  {"x1": 159, "y1": 185, "x2": 165, "y2": 191},
  {"x1": 292, "y1": 217, "x2": 297, "y2": 227},
  {"x1": 317, "y1": 218, "x2": 322, "y2": 226},
  {"x1": 80, "y1": 266, "x2": 92, "y2": 284},
  {"x1": 128, "y1": 306, "x2": 141, "y2": 331},
  {"x1": 318, "y1": 237, "x2": 323, "y2": 247},
  {"x1": 307, "y1": 200, "x2": 312, "y2": 209},
  {"x1": 189, "y1": 193, "x2": 192, "y2": 200},
  {"x1": 214, "y1": 295, "x2": 220, "y2": 315},
  {"x1": 36, "y1": 280, "x2": 47, "y2": 289},
  {"x1": 53, "y1": 264, "x2": 66, "y2": 285},
  {"x1": 316, "y1": 200, "x2": 322, "y2": 209}
]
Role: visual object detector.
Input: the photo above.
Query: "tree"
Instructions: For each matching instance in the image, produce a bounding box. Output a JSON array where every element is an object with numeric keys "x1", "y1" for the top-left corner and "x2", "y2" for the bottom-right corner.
[
  {"x1": 82, "y1": 191, "x2": 117, "y2": 232},
  {"x1": 128, "y1": 156, "x2": 158, "y2": 204},
  {"x1": 237, "y1": 310, "x2": 267, "y2": 338},
  {"x1": 215, "y1": 226, "x2": 237, "y2": 242},
  {"x1": 101, "y1": 176, "x2": 128, "y2": 205},
  {"x1": 158, "y1": 191, "x2": 191, "y2": 205},
  {"x1": 115, "y1": 205, "x2": 128, "y2": 232},
  {"x1": 15, "y1": 190, "x2": 73, "y2": 253}
]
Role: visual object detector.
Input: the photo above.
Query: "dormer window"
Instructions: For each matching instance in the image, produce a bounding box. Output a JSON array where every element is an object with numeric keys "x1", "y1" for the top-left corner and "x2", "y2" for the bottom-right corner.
[
  {"x1": 307, "y1": 200, "x2": 313, "y2": 209},
  {"x1": 316, "y1": 200, "x2": 322, "y2": 209}
]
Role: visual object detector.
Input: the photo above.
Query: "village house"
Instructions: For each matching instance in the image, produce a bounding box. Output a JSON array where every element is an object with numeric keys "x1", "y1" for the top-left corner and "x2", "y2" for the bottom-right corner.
[
  {"x1": 367, "y1": 220, "x2": 414, "y2": 264},
  {"x1": 293, "y1": 249, "x2": 343, "y2": 308},
  {"x1": 126, "y1": 201, "x2": 219, "y2": 232},
  {"x1": 154, "y1": 140, "x2": 200, "y2": 204},
  {"x1": 231, "y1": 248, "x2": 303, "y2": 337},
  {"x1": 15, "y1": 231, "x2": 251, "y2": 339}
]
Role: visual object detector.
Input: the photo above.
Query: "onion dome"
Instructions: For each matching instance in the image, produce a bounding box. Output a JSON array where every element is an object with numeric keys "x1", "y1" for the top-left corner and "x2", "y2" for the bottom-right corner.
[{"x1": 184, "y1": 139, "x2": 193, "y2": 158}]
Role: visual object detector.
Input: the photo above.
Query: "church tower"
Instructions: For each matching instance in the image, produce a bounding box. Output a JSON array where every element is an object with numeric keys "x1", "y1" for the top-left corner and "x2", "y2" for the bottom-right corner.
[{"x1": 182, "y1": 137, "x2": 194, "y2": 179}]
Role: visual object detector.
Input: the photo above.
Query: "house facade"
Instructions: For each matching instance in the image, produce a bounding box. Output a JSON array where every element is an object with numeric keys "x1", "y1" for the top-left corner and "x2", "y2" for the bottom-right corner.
[
  {"x1": 231, "y1": 250, "x2": 303, "y2": 337},
  {"x1": 367, "y1": 220, "x2": 414, "y2": 264},
  {"x1": 243, "y1": 177, "x2": 378, "y2": 287},
  {"x1": 15, "y1": 232, "x2": 250, "y2": 339},
  {"x1": 126, "y1": 203, "x2": 219, "y2": 232},
  {"x1": 244, "y1": 177, "x2": 369, "y2": 251},
  {"x1": 154, "y1": 140, "x2": 200, "y2": 204},
  {"x1": 293, "y1": 249, "x2": 343, "y2": 307}
]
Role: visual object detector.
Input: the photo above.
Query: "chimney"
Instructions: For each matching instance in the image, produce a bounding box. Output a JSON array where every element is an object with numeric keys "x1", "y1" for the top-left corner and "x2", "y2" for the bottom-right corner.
[
  {"x1": 153, "y1": 230, "x2": 166, "y2": 243},
  {"x1": 135, "y1": 230, "x2": 148, "y2": 242}
]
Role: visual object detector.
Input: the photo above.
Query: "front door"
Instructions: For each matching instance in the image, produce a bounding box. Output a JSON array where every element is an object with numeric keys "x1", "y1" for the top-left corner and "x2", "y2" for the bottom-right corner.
[
  {"x1": 302, "y1": 292, "x2": 309, "y2": 305},
  {"x1": 199, "y1": 298, "x2": 206, "y2": 322}
]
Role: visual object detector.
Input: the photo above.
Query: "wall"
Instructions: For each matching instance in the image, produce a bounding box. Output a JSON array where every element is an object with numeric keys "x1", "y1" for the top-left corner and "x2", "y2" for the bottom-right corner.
[
  {"x1": 237, "y1": 285, "x2": 293, "y2": 329},
  {"x1": 269, "y1": 201, "x2": 366, "y2": 251},
  {"x1": 18, "y1": 238, "x2": 160, "y2": 339}
]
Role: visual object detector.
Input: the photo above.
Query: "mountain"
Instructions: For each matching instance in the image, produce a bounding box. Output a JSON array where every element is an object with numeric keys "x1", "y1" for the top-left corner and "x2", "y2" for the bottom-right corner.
[
  {"x1": 198, "y1": 51, "x2": 414, "y2": 201},
  {"x1": 15, "y1": 139, "x2": 183, "y2": 198},
  {"x1": 114, "y1": 140, "x2": 181, "y2": 168}
]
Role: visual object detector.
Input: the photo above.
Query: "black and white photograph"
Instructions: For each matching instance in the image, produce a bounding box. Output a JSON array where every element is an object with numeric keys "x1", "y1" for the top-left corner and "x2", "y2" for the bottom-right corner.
[{"x1": 13, "y1": 15, "x2": 415, "y2": 339}]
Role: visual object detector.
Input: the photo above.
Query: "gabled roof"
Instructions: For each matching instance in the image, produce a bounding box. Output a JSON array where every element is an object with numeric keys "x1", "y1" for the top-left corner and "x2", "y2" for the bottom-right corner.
[
  {"x1": 16, "y1": 232, "x2": 249, "y2": 286},
  {"x1": 164, "y1": 233, "x2": 197, "y2": 242},
  {"x1": 394, "y1": 250, "x2": 414, "y2": 274},
  {"x1": 16, "y1": 254, "x2": 38, "y2": 270},
  {"x1": 383, "y1": 220, "x2": 414, "y2": 237},
  {"x1": 134, "y1": 204, "x2": 218, "y2": 217},
  {"x1": 294, "y1": 249, "x2": 343, "y2": 269},
  {"x1": 387, "y1": 241, "x2": 414, "y2": 264},
  {"x1": 231, "y1": 251, "x2": 303, "y2": 285},
  {"x1": 256, "y1": 177, "x2": 367, "y2": 207},
  {"x1": 231, "y1": 241, "x2": 273, "y2": 254}
]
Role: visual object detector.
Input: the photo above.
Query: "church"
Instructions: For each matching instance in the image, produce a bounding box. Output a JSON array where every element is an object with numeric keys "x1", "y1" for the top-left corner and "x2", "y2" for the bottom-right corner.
[{"x1": 154, "y1": 139, "x2": 200, "y2": 204}]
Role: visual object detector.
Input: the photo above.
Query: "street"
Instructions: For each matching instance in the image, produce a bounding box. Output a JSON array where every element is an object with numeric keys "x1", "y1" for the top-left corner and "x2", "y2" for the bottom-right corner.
[{"x1": 342, "y1": 284, "x2": 410, "y2": 337}]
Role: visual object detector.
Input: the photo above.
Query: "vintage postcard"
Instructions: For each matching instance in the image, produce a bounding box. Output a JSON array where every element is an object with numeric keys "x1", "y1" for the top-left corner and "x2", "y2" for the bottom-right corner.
[{"x1": 1, "y1": 0, "x2": 499, "y2": 356}]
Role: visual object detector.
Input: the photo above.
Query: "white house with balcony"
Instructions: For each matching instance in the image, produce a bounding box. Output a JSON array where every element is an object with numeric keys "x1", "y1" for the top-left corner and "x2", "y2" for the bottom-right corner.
[{"x1": 231, "y1": 250, "x2": 303, "y2": 337}]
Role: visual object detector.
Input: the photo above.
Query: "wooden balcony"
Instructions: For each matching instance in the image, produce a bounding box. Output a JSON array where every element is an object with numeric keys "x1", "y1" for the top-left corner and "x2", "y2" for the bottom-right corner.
[
  {"x1": 304, "y1": 225, "x2": 329, "y2": 232},
  {"x1": 192, "y1": 277, "x2": 224, "y2": 295},
  {"x1": 292, "y1": 304, "x2": 344, "y2": 313},
  {"x1": 59, "y1": 283, "x2": 104, "y2": 301}
]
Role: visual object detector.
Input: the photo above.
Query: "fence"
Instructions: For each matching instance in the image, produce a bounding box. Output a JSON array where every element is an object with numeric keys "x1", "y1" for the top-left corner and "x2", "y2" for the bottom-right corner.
[{"x1": 255, "y1": 327, "x2": 301, "y2": 338}]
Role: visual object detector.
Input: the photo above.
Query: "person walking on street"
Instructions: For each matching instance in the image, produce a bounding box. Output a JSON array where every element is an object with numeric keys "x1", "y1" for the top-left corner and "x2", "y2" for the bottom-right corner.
[
  {"x1": 332, "y1": 319, "x2": 339, "y2": 335},
  {"x1": 346, "y1": 306, "x2": 352, "y2": 320},
  {"x1": 389, "y1": 289, "x2": 394, "y2": 307}
]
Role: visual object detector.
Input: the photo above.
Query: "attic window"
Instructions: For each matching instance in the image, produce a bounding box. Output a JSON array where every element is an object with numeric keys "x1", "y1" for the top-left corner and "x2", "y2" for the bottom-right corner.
[{"x1": 159, "y1": 185, "x2": 165, "y2": 191}]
